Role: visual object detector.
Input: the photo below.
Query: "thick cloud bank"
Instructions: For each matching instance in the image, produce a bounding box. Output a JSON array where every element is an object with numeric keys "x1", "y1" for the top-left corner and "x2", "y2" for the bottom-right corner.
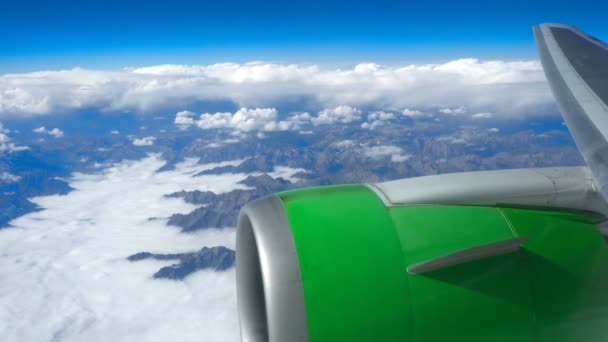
[
  {"x1": 0, "y1": 59, "x2": 551, "y2": 117},
  {"x1": 0, "y1": 155, "x2": 266, "y2": 342}
]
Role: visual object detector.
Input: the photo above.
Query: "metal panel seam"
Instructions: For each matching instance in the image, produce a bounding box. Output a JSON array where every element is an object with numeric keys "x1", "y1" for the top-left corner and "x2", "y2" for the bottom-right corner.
[
  {"x1": 364, "y1": 183, "x2": 392, "y2": 206},
  {"x1": 498, "y1": 208, "x2": 519, "y2": 237}
]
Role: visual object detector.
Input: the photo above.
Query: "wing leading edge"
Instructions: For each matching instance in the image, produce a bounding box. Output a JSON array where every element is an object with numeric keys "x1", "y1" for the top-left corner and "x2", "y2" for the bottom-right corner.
[{"x1": 534, "y1": 23, "x2": 608, "y2": 202}]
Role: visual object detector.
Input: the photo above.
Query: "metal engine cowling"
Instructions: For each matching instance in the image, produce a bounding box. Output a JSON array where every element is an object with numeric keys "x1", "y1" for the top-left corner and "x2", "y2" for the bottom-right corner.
[{"x1": 236, "y1": 184, "x2": 608, "y2": 342}]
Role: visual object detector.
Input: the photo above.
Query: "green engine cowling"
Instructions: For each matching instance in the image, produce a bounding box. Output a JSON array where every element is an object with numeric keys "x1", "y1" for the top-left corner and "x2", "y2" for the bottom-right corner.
[{"x1": 236, "y1": 184, "x2": 608, "y2": 342}]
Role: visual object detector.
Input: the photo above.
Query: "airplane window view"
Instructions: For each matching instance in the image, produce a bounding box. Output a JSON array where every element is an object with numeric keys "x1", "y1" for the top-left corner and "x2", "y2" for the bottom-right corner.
[{"x1": 2, "y1": 1, "x2": 608, "y2": 341}]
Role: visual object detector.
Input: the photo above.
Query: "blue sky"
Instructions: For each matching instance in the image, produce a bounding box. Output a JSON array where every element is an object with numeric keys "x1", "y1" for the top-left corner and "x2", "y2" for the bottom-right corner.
[{"x1": 2, "y1": 0, "x2": 608, "y2": 72}]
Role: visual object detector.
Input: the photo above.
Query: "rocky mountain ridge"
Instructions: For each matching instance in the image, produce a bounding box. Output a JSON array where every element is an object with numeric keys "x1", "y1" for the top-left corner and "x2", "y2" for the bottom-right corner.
[{"x1": 128, "y1": 246, "x2": 235, "y2": 280}]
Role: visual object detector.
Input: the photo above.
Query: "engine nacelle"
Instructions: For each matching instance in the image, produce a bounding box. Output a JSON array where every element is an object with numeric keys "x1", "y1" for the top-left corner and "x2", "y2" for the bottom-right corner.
[{"x1": 236, "y1": 184, "x2": 608, "y2": 342}]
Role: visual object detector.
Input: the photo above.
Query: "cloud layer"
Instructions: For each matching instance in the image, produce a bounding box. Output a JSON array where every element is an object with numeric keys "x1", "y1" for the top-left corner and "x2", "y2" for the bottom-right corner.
[
  {"x1": 0, "y1": 156, "x2": 260, "y2": 342},
  {"x1": 0, "y1": 59, "x2": 552, "y2": 117}
]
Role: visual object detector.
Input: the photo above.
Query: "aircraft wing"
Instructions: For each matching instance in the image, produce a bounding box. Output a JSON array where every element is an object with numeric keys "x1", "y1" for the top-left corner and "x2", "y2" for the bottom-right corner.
[
  {"x1": 534, "y1": 23, "x2": 608, "y2": 201},
  {"x1": 235, "y1": 24, "x2": 608, "y2": 342}
]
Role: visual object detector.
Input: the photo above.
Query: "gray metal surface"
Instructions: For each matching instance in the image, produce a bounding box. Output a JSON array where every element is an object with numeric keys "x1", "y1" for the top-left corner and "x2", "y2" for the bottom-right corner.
[
  {"x1": 236, "y1": 196, "x2": 308, "y2": 342},
  {"x1": 534, "y1": 23, "x2": 608, "y2": 203},
  {"x1": 368, "y1": 167, "x2": 608, "y2": 216},
  {"x1": 551, "y1": 26, "x2": 608, "y2": 108}
]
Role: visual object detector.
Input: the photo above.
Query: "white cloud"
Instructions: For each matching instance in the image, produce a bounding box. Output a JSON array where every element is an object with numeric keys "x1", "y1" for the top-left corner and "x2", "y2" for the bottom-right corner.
[
  {"x1": 200, "y1": 108, "x2": 279, "y2": 132},
  {"x1": 285, "y1": 112, "x2": 311, "y2": 128},
  {"x1": 132, "y1": 136, "x2": 156, "y2": 146},
  {"x1": 33, "y1": 126, "x2": 64, "y2": 138},
  {"x1": 360, "y1": 122, "x2": 376, "y2": 129},
  {"x1": 362, "y1": 145, "x2": 411, "y2": 163},
  {"x1": 401, "y1": 108, "x2": 425, "y2": 117},
  {"x1": 0, "y1": 172, "x2": 20, "y2": 183},
  {"x1": 264, "y1": 165, "x2": 307, "y2": 183},
  {"x1": 196, "y1": 112, "x2": 235, "y2": 130},
  {"x1": 472, "y1": 112, "x2": 493, "y2": 119},
  {"x1": 437, "y1": 135, "x2": 467, "y2": 144},
  {"x1": 333, "y1": 140, "x2": 356, "y2": 148},
  {"x1": 439, "y1": 106, "x2": 466, "y2": 114},
  {"x1": 0, "y1": 59, "x2": 551, "y2": 118},
  {"x1": 110, "y1": 130, "x2": 120, "y2": 135},
  {"x1": 174, "y1": 110, "x2": 196, "y2": 129},
  {"x1": 368, "y1": 111, "x2": 396, "y2": 121},
  {"x1": 175, "y1": 108, "x2": 311, "y2": 133},
  {"x1": 48, "y1": 128, "x2": 64, "y2": 138},
  {"x1": 0, "y1": 155, "x2": 260, "y2": 342},
  {"x1": 0, "y1": 124, "x2": 28, "y2": 153},
  {"x1": 488, "y1": 127, "x2": 500, "y2": 133},
  {"x1": 391, "y1": 154, "x2": 412, "y2": 162},
  {"x1": 311, "y1": 105, "x2": 362, "y2": 126},
  {"x1": 361, "y1": 111, "x2": 396, "y2": 129}
]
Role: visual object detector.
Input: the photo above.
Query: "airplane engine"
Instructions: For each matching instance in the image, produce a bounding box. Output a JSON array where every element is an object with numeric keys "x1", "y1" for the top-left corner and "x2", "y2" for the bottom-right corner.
[{"x1": 236, "y1": 184, "x2": 608, "y2": 342}]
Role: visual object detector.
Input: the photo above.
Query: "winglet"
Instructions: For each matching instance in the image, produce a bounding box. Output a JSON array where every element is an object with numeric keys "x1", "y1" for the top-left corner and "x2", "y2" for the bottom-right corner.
[{"x1": 407, "y1": 235, "x2": 530, "y2": 274}]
